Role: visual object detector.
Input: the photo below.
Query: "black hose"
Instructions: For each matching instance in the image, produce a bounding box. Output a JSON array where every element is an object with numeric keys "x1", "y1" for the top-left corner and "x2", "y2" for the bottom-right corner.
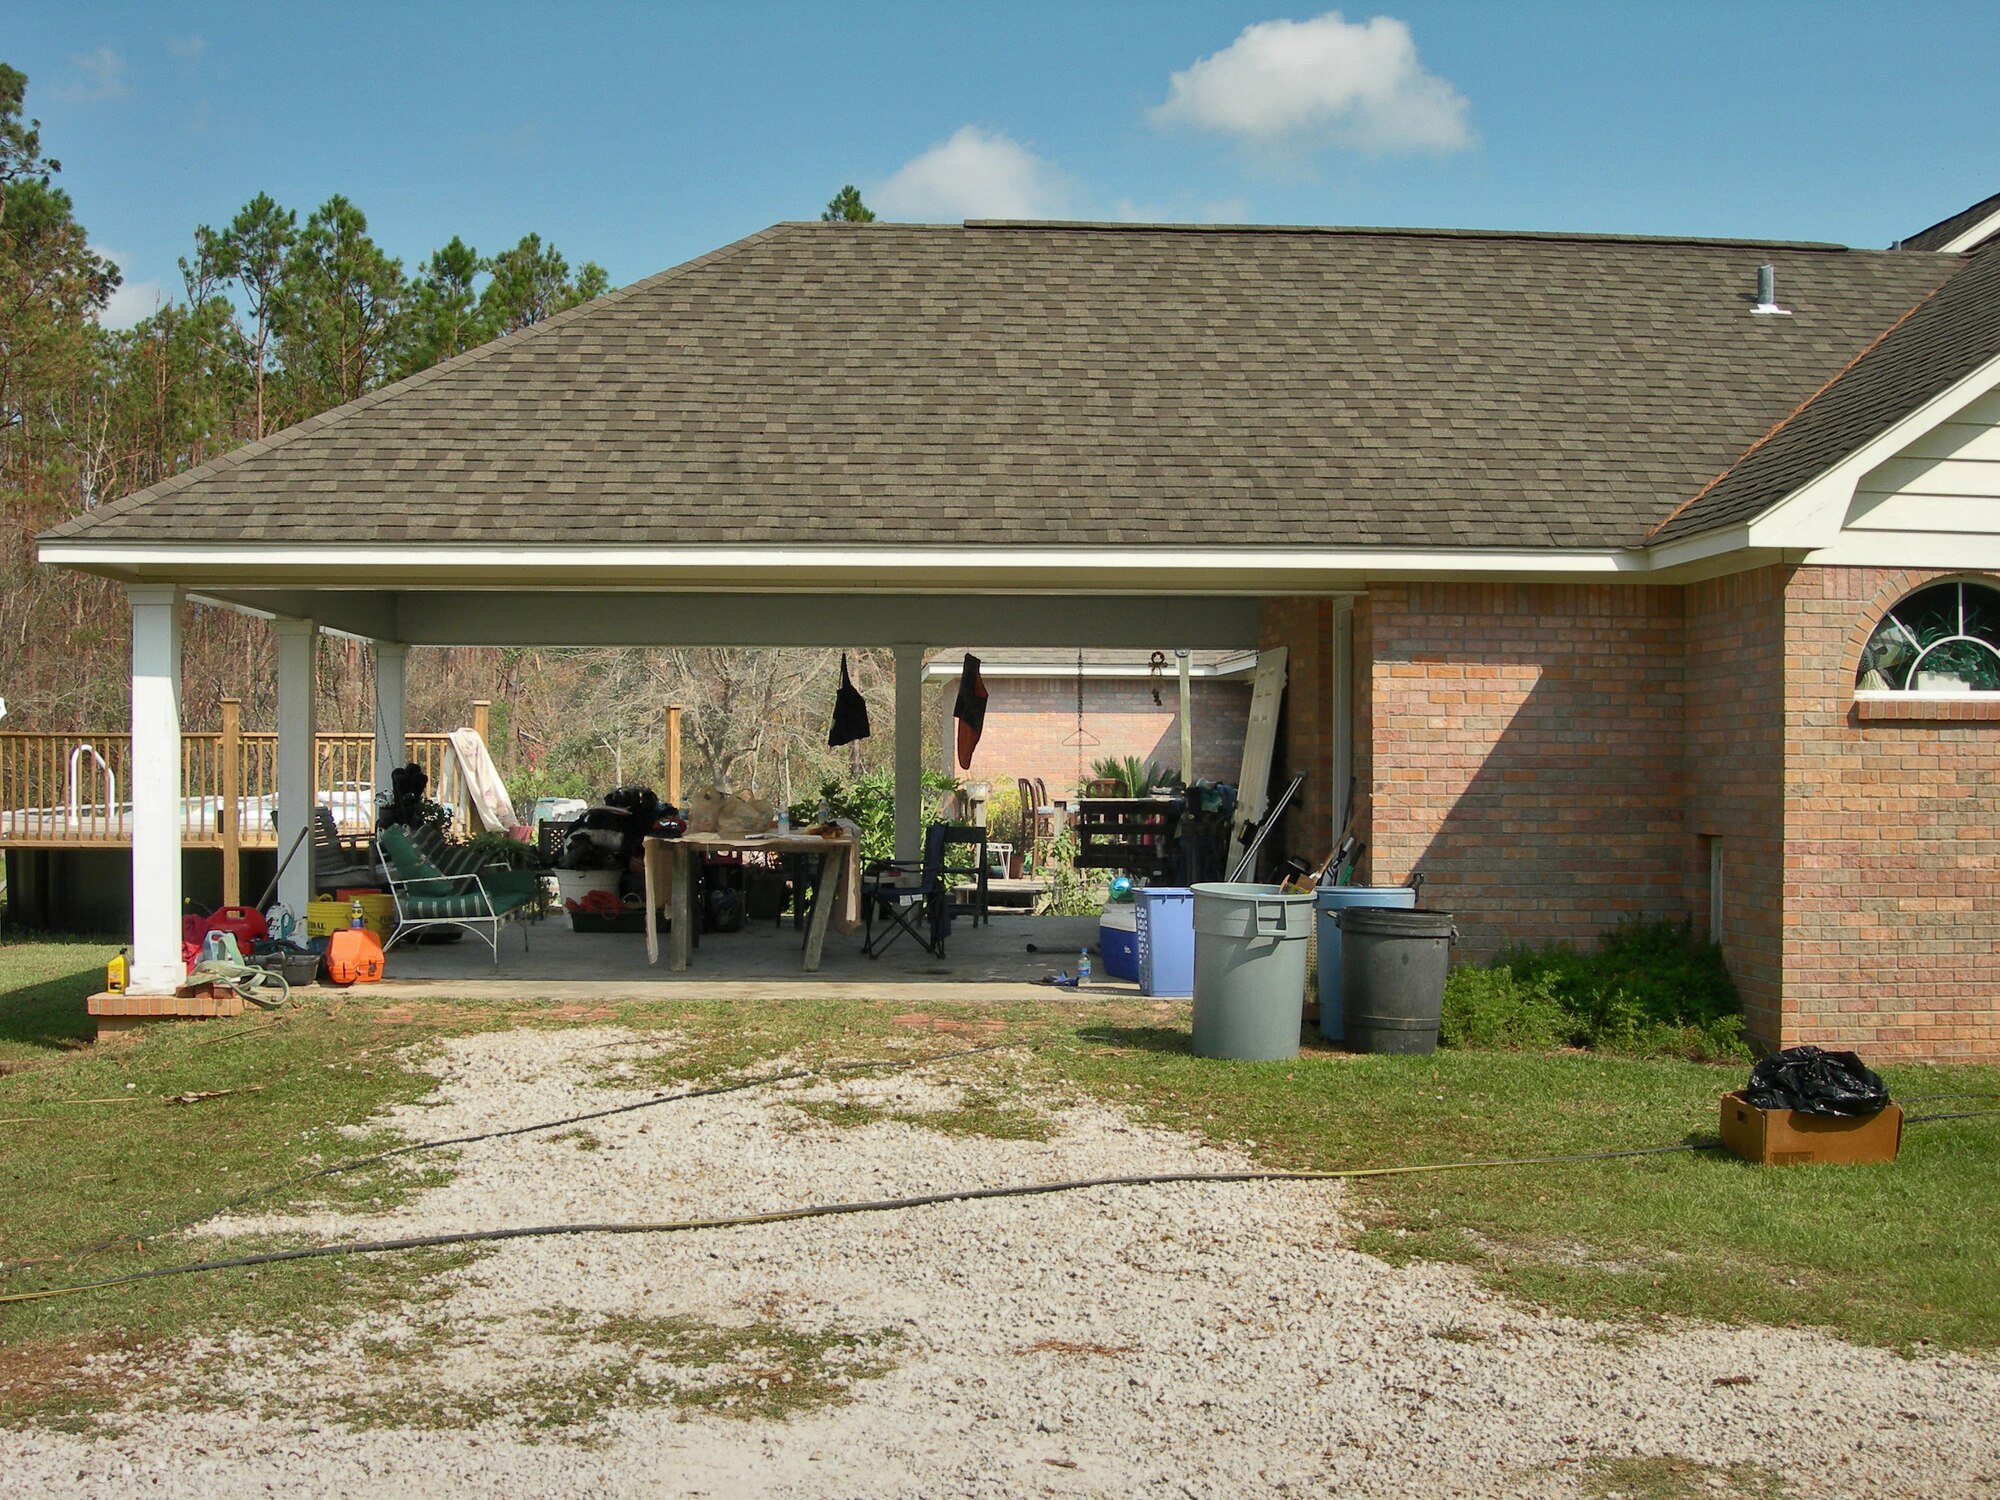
[
  {"x1": 0, "y1": 1039, "x2": 1022, "y2": 1277},
  {"x1": 0, "y1": 1142, "x2": 1716, "y2": 1307}
]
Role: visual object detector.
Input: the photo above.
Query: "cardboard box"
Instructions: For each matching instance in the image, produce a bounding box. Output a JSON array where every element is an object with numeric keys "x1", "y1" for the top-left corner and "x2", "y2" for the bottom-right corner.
[{"x1": 1720, "y1": 1091, "x2": 1903, "y2": 1167}]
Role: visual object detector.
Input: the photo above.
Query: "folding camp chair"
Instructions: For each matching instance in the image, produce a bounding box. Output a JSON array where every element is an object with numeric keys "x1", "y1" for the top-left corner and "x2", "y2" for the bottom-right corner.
[{"x1": 861, "y1": 823, "x2": 950, "y2": 959}]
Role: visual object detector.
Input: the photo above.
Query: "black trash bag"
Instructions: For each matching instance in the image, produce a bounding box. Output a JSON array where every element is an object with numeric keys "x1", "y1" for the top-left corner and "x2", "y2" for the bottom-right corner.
[
  {"x1": 379, "y1": 762, "x2": 431, "y2": 829},
  {"x1": 603, "y1": 785, "x2": 661, "y2": 824},
  {"x1": 1741, "y1": 1045, "x2": 1890, "y2": 1117}
]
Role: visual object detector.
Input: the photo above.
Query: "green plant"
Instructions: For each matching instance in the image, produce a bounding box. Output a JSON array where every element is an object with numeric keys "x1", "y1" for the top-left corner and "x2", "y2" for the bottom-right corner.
[
  {"x1": 1034, "y1": 825, "x2": 1107, "y2": 915},
  {"x1": 791, "y1": 771, "x2": 960, "y2": 865},
  {"x1": 983, "y1": 780, "x2": 1024, "y2": 848},
  {"x1": 1440, "y1": 919, "x2": 1748, "y2": 1061},
  {"x1": 1083, "y1": 755, "x2": 1174, "y2": 798}
]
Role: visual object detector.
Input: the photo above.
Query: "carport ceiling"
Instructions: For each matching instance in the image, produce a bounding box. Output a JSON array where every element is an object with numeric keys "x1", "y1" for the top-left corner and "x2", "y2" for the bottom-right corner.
[{"x1": 188, "y1": 589, "x2": 1264, "y2": 649}]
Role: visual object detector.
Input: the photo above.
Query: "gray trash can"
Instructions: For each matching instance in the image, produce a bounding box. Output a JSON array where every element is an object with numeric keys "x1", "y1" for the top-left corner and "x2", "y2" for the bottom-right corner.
[
  {"x1": 1190, "y1": 882, "x2": 1315, "y2": 1061},
  {"x1": 1335, "y1": 906, "x2": 1456, "y2": 1055},
  {"x1": 1315, "y1": 885, "x2": 1417, "y2": 1043}
]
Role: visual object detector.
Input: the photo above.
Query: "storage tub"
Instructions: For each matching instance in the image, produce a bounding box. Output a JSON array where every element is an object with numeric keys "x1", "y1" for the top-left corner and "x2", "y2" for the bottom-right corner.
[
  {"x1": 1134, "y1": 887, "x2": 1196, "y2": 997},
  {"x1": 306, "y1": 894, "x2": 395, "y2": 940}
]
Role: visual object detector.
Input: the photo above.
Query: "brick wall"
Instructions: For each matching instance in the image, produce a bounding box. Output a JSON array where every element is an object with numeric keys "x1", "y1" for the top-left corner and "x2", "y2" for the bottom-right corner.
[
  {"x1": 1685, "y1": 565, "x2": 1790, "y2": 1044},
  {"x1": 1363, "y1": 582, "x2": 1690, "y2": 959},
  {"x1": 954, "y1": 677, "x2": 1250, "y2": 794},
  {"x1": 1781, "y1": 567, "x2": 2000, "y2": 1060}
]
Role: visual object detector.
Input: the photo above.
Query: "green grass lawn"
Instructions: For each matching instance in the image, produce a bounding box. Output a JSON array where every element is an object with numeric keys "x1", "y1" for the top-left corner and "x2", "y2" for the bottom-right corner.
[{"x1": 1, "y1": 942, "x2": 1996, "y2": 1431}]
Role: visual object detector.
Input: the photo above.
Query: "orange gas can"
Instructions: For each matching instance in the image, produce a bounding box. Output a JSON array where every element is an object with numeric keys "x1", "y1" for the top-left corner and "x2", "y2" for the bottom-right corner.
[{"x1": 324, "y1": 927, "x2": 386, "y2": 985}]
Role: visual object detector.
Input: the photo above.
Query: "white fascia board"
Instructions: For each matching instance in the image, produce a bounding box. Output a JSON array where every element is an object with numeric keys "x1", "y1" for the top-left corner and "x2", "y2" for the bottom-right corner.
[
  {"x1": 1742, "y1": 349, "x2": 2000, "y2": 550},
  {"x1": 37, "y1": 541, "x2": 1653, "y2": 586},
  {"x1": 1939, "y1": 210, "x2": 2000, "y2": 255}
]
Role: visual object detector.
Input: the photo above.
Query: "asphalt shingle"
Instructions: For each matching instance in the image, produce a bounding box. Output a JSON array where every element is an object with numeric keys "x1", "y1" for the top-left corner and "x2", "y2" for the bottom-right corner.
[{"x1": 42, "y1": 221, "x2": 1968, "y2": 553}]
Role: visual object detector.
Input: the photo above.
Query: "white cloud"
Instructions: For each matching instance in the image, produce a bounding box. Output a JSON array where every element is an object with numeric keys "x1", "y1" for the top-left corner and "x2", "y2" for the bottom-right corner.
[
  {"x1": 52, "y1": 46, "x2": 131, "y2": 104},
  {"x1": 167, "y1": 34, "x2": 206, "y2": 63},
  {"x1": 872, "y1": 127, "x2": 1076, "y2": 221},
  {"x1": 94, "y1": 249, "x2": 164, "y2": 330},
  {"x1": 1151, "y1": 11, "x2": 1472, "y2": 156}
]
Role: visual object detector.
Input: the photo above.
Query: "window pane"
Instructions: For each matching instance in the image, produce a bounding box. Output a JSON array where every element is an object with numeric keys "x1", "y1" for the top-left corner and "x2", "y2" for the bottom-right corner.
[{"x1": 1857, "y1": 618, "x2": 1917, "y2": 689}]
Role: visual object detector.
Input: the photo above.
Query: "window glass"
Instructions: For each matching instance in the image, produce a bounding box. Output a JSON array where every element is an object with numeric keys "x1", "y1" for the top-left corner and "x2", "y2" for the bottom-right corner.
[{"x1": 1856, "y1": 580, "x2": 2000, "y2": 692}]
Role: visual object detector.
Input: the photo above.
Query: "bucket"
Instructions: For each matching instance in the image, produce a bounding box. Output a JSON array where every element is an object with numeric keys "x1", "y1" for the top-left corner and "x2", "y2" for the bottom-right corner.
[
  {"x1": 1315, "y1": 885, "x2": 1418, "y2": 1042},
  {"x1": 1335, "y1": 906, "x2": 1456, "y2": 1055},
  {"x1": 1134, "y1": 888, "x2": 1196, "y2": 997},
  {"x1": 1189, "y1": 882, "x2": 1314, "y2": 1061}
]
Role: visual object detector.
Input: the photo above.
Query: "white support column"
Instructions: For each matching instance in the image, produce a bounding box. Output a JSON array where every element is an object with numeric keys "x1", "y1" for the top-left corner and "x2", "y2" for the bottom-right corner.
[
  {"x1": 372, "y1": 641, "x2": 407, "y2": 797},
  {"x1": 893, "y1": 642, "x2": 925, "y2": 865},
  {"x1": 274, "y1": 617, "x2": 318, "y2": 916},
  {"x1": 128, "y1": 586, "x2": 184, "y2": 994}
]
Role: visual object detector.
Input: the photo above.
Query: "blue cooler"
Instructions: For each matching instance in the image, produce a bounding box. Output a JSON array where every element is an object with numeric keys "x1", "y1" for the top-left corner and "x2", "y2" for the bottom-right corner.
[
  {"x1": 1134, "y1": 887, "x2": 1196, "y2": 997},
  {"x1": 1098, "y1": 904, "x2": 1139, "y2": 983},
  {"x1": 1316, "y1": 885, "x2": 1418, "y2": 1042}
]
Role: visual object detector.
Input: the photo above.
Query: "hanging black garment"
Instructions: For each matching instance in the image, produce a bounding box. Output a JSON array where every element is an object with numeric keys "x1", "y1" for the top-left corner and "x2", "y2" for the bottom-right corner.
[
  {"x1": 953, "y1": 653, "x2": 989, "y2": 768},
  {"x1": 827, "y1": 653, "x2": 872, "y2": 747}
]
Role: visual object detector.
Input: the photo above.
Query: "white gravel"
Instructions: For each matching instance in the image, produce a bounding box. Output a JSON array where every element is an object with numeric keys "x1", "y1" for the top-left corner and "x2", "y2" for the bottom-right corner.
[{"x1": 6, "y1": 1026, "x2": 1998, "y2": 1499}]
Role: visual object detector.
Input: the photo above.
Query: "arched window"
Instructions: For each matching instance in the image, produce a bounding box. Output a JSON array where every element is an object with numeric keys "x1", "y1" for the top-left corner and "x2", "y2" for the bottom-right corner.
[{"x1": 1856, "y1": 579, "x2": 2000, "y2": 693}]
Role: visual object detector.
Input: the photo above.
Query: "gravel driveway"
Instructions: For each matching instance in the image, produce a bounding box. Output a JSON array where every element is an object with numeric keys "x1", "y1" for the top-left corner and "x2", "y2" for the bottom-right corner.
[{"x1": 7, "y1": 1027, "x2": 1997, "y2": 1499}]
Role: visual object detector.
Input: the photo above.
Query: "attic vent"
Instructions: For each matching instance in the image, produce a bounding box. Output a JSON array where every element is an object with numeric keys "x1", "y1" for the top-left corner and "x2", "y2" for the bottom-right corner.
[{"x1": 1752, "y1": 263, "x2": 1791, "y2": 316}]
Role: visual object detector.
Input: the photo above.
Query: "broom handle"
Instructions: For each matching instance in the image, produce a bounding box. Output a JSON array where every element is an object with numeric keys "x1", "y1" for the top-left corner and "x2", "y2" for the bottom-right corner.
[{"x1": 255, "y1": 823, "x2": 313, "y2": 912}]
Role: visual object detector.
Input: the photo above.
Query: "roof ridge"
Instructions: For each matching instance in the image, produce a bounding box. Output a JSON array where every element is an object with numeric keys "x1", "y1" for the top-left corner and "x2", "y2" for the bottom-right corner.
[
  {"x1": 41, "y1": 225, "x2": 788, "y2": 542},
  {"x1": 1645, "y1": 267, "x2": 1962, "y2": 542},
  {"x1": 955, "y1": 219, "x2": 1858, "y2": 253}
]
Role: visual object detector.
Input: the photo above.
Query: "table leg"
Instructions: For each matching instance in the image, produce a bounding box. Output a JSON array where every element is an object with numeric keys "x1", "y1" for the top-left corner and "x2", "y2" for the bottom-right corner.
[
  {"x1": 644, "y1": 841, "x2": 665, "y2": 966},
  {"x1": 801, "y1": 848, "x2": 841, "y2": 972},
  {"x1": 669, "y1": 845, "x2": 694, "y2": 971}
]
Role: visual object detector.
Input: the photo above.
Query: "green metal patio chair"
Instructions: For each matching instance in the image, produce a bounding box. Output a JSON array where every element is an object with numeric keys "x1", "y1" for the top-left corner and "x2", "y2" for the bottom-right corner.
[{"x1": 377, "y1": 824, "x2": 535, "y2": 963}]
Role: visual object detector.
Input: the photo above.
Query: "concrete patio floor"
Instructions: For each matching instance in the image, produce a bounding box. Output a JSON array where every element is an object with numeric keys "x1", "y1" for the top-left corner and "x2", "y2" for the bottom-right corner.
[{"x1": 365, "y1": 910, "x2": 1125, "y2": 1003}]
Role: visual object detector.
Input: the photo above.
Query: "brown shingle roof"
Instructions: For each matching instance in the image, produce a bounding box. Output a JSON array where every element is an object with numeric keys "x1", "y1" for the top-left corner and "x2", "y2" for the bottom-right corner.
[
  {"x1": 1899, "y1": 190, "x2": 2000, "y2": 252},
  {"x1": 1652, "y1": 244, "x2": 2000, "y2": 544},
  {"x1": 43, "y1": 221, "x2": 1964, "y2": 553}
]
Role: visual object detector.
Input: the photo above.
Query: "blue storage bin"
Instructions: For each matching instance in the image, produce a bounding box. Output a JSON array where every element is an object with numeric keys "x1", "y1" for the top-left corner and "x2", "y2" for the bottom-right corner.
[
  {"x1": 1315, "y1": 884, "x2": 1417, "y2": 1042},
  {"x1": 1134, "y1": 887, "x2": 1195, "y2": 997},
  {"x1": 1098, "y1": 905, "x2": 1139, "y2": 983}
]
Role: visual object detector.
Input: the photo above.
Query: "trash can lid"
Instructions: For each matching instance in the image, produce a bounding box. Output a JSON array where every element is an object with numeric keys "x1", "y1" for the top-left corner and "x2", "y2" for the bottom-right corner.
[{"x1": 1333, "y1": 906, "x2": 1456, "y2": 938}]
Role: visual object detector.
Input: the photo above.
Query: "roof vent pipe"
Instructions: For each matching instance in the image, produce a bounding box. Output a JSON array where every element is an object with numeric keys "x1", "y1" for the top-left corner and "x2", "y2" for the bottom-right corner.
[{"x1": 1753, "y1": 263, "x2": 1791, "y2": 316}]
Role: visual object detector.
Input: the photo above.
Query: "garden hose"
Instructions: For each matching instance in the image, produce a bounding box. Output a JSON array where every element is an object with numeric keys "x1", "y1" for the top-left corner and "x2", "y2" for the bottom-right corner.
[
  {"x1": 0, "y1": 1039, "x2": 1025, "y2": 1277},
  {"x1": 3, "y1": 1113, "x2": 1992, "y2": 1309},
  {"x1": 0, "y1": 1143, "x2": 1715, "y2": 1307},
  {"x1": 186, "y1": 959, "x2": 291, "y2": 1009}
]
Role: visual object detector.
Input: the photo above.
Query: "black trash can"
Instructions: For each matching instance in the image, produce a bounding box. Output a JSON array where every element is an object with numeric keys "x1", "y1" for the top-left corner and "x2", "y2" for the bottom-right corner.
[{"x1": 1334, "y1": 906, "x2": 1456, "y2": 1055}]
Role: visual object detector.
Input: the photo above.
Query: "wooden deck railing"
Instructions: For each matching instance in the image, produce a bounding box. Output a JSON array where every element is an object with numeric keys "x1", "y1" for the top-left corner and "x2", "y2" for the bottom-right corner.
[{"x1": 0, "y1": 697, "x2": 485, "y2": 855}]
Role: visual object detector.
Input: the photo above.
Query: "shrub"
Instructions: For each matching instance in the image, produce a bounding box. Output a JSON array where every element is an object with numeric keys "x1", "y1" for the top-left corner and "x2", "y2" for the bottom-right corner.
[
  {"x1": 1440, "y1": 919, "x2": 1748, "y2": 1062},
  {"x1": 791, "y1": 771, "x2": 960, "y2": 865}
]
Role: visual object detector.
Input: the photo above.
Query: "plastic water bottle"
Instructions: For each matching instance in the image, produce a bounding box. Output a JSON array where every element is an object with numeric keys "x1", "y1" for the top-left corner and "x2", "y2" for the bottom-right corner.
[
  {"x1": 1078, "y1": 947, "x2": 1092, "y2": 987},
  {"x1": 349, "y1": 897, "x2": 366, "y2": 930},
  {"x1": 776, "y1": 810, "x2": 791, "y2": 836}
]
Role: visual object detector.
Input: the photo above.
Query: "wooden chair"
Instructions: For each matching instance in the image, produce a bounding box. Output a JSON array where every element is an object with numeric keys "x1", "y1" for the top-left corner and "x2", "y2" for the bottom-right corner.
[{"x1": 937, "y1": 825, "x2": 991, "y2": 927}]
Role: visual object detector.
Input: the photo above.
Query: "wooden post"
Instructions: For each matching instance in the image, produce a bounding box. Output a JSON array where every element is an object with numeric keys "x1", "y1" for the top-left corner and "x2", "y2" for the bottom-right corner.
[
  {"x1": 219, "y1": 697, "x2": 242, "y2": 907},
  {"x1": 471, "y1": 699, "x2": 492, "y2": 745},
  {"x1": 664, "y1": 705, "x2": 683, "y2": 805}
]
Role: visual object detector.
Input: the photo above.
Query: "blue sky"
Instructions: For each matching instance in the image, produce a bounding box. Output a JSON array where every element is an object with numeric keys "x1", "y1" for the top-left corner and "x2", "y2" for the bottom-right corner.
[{"x1": 15, "y1": 2, "x2": 2000, "y2": 327}]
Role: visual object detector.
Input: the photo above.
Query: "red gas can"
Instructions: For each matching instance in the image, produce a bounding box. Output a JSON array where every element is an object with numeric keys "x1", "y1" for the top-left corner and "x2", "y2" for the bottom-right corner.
[{"x1": 204, "y1": 905, "x2": 269, "y2": 949}]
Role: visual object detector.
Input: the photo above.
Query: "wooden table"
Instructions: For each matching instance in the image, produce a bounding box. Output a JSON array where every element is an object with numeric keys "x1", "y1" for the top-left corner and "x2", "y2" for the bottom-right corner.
[{"x1": 642, "y1": 833, "x2": 860, "y2": 972}]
